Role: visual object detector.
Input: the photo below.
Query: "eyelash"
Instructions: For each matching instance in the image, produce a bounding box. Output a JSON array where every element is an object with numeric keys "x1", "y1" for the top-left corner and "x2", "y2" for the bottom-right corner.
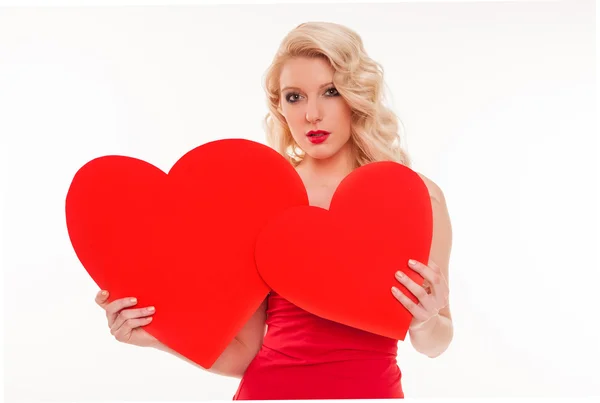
[{"x1": 284, "y1": 87, "x2": 340, "y2": 104}]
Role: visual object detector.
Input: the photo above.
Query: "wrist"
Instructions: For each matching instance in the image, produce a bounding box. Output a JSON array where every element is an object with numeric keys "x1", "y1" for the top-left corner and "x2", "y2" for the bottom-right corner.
[{"x1": 409, "y1": 313, "x2": 440, "y2": 333}]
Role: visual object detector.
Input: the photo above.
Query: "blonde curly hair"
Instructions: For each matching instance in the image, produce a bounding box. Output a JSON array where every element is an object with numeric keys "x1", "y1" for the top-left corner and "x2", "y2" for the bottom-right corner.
[{"x1": 262, "y1": 21, "x2": 412, "y2": 169}]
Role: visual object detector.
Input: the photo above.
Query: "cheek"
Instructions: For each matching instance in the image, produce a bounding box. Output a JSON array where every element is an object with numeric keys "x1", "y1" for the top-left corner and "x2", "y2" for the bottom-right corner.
[
  {"x1": 333, "y1": 101, "x2": 352, "y2": 119},
  {"x1": 282, "y1": 106, "x2": 301, "y2": 123},
  {"x1": 334, "y1": 105, "x2": 353, "y2": 137},
  {"x1": 286, "y1": 112, "x2": 305, "y2": 131}
]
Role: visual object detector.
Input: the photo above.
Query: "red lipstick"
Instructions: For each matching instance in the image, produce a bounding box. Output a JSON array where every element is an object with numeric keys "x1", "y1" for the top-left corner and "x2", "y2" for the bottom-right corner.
[{"x1": 306, "y1": 130, "x2": 330, "y2": 144}]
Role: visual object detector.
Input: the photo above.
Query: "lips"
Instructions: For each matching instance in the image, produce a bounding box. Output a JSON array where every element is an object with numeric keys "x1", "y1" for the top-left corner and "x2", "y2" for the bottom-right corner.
[
  {"x1": 306, "y1": 130, "x2": 330, "y2": 144},
  {"x1": 306, "y1": 130, "x2": 330, "y2": 137}
]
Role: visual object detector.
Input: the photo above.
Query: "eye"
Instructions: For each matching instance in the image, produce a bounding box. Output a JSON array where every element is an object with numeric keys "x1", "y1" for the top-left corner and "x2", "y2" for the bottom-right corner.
[
  {"x1": 285, "y1": 92, "x2": 301, "y2": 103},
  {"x1": 284, "y1": 87, "x2": 339, "y2": 104}
]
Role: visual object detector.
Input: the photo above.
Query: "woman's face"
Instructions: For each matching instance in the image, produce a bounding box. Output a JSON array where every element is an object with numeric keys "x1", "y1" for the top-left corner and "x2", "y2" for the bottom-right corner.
[{"x1": 278, "y1": 57, "x2": 353, "y2": 161}]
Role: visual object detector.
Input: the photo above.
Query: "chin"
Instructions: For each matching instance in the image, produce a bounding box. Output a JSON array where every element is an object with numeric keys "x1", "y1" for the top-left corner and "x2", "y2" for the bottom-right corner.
[{"x1": 304, "y1": 147, "x2": 339, "y2": 160}]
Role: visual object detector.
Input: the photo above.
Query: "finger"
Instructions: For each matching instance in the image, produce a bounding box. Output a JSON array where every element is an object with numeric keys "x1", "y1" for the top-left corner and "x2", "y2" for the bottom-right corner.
[
  {"x1": 395, "y1": 270, "x2": 430, "y2": 303},
  {"x1": 422, "y1": 280, "x2": 433, "y2": 295},
  {"x1": 111, "y1": 306, "x2": 155, "y2": 334},
  {"x1": 407, "y1": 259, "x2": 444, "y2": 292},
  {"x1": 112, "y1": 317, "x2": 153, "y2": 342},
  {"x1": 95, "y1": 290, "x2": 110, "y2": 308},
  {"x1": 111, "y1": 314, "x2": 154, "y2": 337},
  {"x1": 391, "y1": 286, "x2": 429, "y2": 321},
  {"x1": 105, "y1": 297, "x2": 139, "y2": 327}
]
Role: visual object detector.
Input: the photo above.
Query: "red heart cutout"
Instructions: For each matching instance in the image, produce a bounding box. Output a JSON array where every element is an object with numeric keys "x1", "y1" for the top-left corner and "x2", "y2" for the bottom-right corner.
[
  {"x1": 65, "y1": 139, "x2": 308, "y2": 368},
  {"x1": 255, "y1": 161, "x2": 433, "y2": 341}
]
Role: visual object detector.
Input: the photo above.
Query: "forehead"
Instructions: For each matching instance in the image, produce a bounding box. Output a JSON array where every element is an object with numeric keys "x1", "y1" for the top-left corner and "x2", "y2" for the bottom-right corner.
[{"x1": 279, "y1": 57, "x2": 335, "y2": 90}]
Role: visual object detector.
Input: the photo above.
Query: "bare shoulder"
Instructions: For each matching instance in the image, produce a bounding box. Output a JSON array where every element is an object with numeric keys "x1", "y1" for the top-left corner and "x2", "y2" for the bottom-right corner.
[{"x1": 415, "y1": 172, "x2": 445, "y2": 204}]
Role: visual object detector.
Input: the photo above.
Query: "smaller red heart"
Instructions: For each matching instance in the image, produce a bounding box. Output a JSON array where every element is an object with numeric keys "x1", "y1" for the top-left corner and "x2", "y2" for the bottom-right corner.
[{"x1": 255, "y1": 161, "x2": 433, "y2": 341}]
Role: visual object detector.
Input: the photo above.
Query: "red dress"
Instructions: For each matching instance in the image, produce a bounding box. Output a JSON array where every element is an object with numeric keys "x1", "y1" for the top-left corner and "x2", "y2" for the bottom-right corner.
[{"x1": 233, "y1": 291, "x2": 404, "y2": 400}]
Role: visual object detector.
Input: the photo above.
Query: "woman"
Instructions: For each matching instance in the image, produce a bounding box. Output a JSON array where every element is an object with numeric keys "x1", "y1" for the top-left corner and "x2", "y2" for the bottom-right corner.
[{"x1": 95, "y1": 22, "x2": 453, "y2": 399}]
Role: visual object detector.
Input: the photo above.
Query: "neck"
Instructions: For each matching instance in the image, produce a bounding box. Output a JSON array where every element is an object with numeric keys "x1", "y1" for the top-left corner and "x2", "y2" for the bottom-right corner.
[{"x1": 297, "y1": 142, "x2": 356, "y2": 186}]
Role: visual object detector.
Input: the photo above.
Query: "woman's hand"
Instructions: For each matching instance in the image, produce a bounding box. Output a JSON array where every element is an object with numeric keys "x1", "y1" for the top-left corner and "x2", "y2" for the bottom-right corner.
[
  {"x1": 391, "y1": 259, "x2": 449, "y2": 330},
  {"x1": 95, "y1": 290, "x2": 160, "y2": 348}
]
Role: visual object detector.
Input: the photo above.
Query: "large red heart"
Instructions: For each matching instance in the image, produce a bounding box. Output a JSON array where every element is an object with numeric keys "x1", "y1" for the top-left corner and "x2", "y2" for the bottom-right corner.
[
  {"x1": 65, "y1": 139, "x2": 308, "y2": 368},
  {"x1": 255, "y1": 161, "x2": 433, "y2": 341}
]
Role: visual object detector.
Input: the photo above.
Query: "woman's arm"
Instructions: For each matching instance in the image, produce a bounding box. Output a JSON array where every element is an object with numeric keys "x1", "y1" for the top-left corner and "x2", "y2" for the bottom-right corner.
[
  {"x1": 153, "y1": 297, "x2": 269, "y2": 378},
  {"x1": 408, "y1": 174, "x2": 453, "y2": 357},
  {"x1": 154, "y1": 335, "x2": 256, "y2": 378}
]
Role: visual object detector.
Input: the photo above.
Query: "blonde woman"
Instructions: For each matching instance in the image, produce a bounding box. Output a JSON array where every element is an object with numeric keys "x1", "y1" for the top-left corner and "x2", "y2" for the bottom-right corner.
[{"x1": 95, "y1": 22, "x2": 453, "y2": 399}]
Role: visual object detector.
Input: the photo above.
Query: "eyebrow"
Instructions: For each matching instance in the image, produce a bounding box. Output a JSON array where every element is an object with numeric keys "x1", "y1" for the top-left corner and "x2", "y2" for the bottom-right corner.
[{"x1": 281, "y1": 82, "x2": 334, "y2": 93}]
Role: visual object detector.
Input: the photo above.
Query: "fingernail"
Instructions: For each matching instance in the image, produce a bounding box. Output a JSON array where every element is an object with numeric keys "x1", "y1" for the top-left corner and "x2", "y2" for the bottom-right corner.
[
  {"x1": 101, "y1": 291, "x2": 108, "y2": 296},
  {"x1": 408, "y1": 259, "x2": 416, "y2": 266},
  {"x1": 130, "y1": 298, "x2": 137, "y2": 304},
  {"x1": 396, "y1": 271, "x2": 404, "y2": 279},
  {"x1": 147, "y1": 306, "x2": 155, "y2": 312}
]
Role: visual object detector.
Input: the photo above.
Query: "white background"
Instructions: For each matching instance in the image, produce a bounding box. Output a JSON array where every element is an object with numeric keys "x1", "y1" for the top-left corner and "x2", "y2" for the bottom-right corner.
[{"x1": 1, "y1": 1, "x2": 598, "y2": 401}]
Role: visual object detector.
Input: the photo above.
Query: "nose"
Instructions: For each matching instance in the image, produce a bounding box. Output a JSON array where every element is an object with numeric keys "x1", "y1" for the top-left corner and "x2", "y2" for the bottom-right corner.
[{"x1": 305, "y1": 98, "x2": 322, "y2": 124}]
